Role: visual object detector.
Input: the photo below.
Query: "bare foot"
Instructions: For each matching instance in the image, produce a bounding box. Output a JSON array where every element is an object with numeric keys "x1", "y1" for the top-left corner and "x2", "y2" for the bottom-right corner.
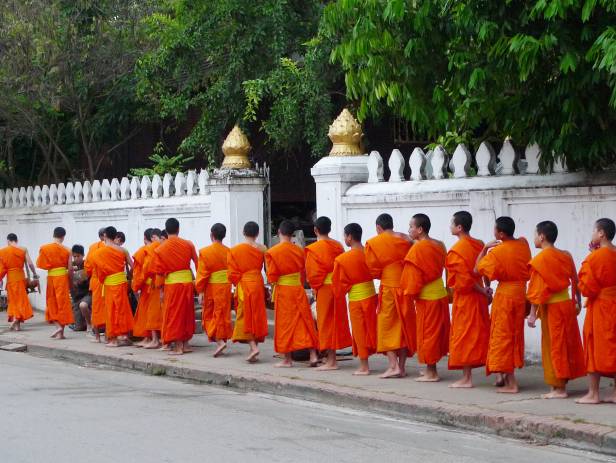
[
  {"x1": 159, "y1": 344, "x2": 171, "y2": 351},
  {"x1": 603, "y1": 394, "x2": 616, "y2": 404},
  {"x1": 576, "y1": 393, "x2": 600, "y2": 404},
  {"x1": 106, "y1": 340, "x2": 120, "y2": 348},
  {"x1": 50, "y1": 328, "x2": 62, "y2": 338},
  {"x1": 144, "y1": 341, "x2": 161, "y2": 349},
  {"x1": 246, "y1": 350, "x2": 260, "y2": 363},
  {"x1": 90, "y1": 337, "x2": 102, "y2": 343},
  {"x1": 542, "y1": 390, "x2": 568, "y2": 399},
  {"x1": 52, "y1": 333, "x2": 66, "y2": 340},
  {"x1": 353, "y1": 369, "x2": 370, "y2": 376},
  {"x1": 182, "y1": 346, "x2": 193, "y2": 353},
  {"x1": 380, "y1": 368, "x2": 402, "y2": 379},
  {"x1": 213, "y1": 343, "x2": 227, "y2": 358},
  {"x1": 496, "y1": 385, "x2": 519, "y2": 393},
  {"x1": 274, "y1": 361, "x2": 293, "y2": 368},
  {"x1": 415, "y1": 374, "x2": 440, "y2": 382},
  {"x1": 169, "y1": 347, "x2": 184, "y2": 355},
  {"x1": 316, "y1": 364, "x2": 339, "y2": 371},
  {"x1": 449, "y1": 379, "x2": 473, "y2": 388}
]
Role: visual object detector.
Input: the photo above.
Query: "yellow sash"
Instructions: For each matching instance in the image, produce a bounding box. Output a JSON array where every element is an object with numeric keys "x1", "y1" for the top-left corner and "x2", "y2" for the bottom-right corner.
[
  {"x1": 323, "y1": 272, "x2": 333, "y2": 285},
  {"x1": 277, "y1": 272, "x2": 301, "y2": 286},
  {"x1": 547, "y1": 288, "x2": 570, "y2": 304},
  {"x1": 48, "y1": 267, "x2": 68, "y2": 277},
  {"x1": 419, "y1": 278, "x2": 448, "y2": 300},
  {"x1": 209, "y1": 269, "x2": 229, "y2": 284},
  {"x1": 165, "y1": 269, "x2": 193, "y2": 285},
  {"x1": 145, "y1": 277, "x2": 153, "y2": 285},
  {"x1": 104, "y1": 272, "x2": 127, "y2": 286},
  {"x1": 348, "y1": 281, "x2": 376, "y2": 302}
]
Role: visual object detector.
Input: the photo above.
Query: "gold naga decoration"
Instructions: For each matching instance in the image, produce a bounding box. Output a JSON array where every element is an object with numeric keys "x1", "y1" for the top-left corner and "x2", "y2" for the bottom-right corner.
[
  {"x1": 221, "y1": 125, "x2": 252, "y2": 169},
  {"x1": 328, "y1": 108, "x2": 364, "y2": 156}
]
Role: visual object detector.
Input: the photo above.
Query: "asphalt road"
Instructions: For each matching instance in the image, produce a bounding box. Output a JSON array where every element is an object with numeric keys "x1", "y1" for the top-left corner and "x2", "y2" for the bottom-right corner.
[{"x1": 0, "y1": 351, "x2": 611, "y2": 463}]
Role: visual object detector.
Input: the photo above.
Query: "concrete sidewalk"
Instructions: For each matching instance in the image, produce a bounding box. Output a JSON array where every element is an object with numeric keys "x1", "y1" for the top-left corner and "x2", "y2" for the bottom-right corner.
[{"x1": 1, "y1": 313, "x2": 615, "y2": 456}]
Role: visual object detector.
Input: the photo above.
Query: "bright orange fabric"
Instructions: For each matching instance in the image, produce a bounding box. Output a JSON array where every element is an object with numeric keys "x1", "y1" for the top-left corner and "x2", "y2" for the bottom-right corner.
[
  {"x1": 196, "y1": 242, "x2": 233, "y2": 342},
  {"x1": 143, "y1": 241, "x2": 163, "y2": 331},
  {"x1": 305, "y1": 239, "x2": 352, "y2": 351},
  {"x1": 228, "y1": 243, "x2": 268, "y2": 342},
  {"x1": 402, "y1": 239, "x2": 450, "y2": 365},
  {"x1": 365, "y1": 233, "x2": 415, "y2": 354},
  {"x1": 266, "y1": 242, "x2": 318, "y2": 353},
  {"x1": 527, "y1": 247, "x2": 585, "y2": 384},
  {"x1": 153, "y1": 236, "x2": 197, "y2": 344},
  {"x1": 445, "y1": 236, "x2": 489, "y2": 369},
  {"x1": 131, "y1": 245, "x2": 149, "y2": 337},
  {"x1": 36, "y1": 242, "x2": 73, "y2": 326},
  {"x1": 86, "y1": 241, "x2": 105, "y2": 328},
  {"x1": 91, "y1": 246, "x2": 134, "y2": 338},
  {"x1": 332, "y1": 248, "x2": 377, "y2": 359},
  {"x1": 0, "y1": 246, "x2": 33, "y2": 322},
  {"x1": 578, "y1": 247, "x2": 616, "y2": 375},
  {"x1": 477, "y1": 238, "x2": 531, "y2": 374}
]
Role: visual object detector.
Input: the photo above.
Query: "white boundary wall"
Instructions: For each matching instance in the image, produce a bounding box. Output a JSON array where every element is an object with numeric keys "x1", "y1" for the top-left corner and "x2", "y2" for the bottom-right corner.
[
  {"x1": 0, "y1": 169, "x2": 266, "y2": 310},
  {"x1": 312, "y1": 141, "x2": 616, "y2": 361}
]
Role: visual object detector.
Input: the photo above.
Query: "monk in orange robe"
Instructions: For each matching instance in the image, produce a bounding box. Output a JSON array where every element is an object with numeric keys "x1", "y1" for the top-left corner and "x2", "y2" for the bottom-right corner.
[
  {"x1": 266, "y1": 220, "x2": 318, "y2": 368},
  {"x1": 526, "y1": 221, "x2": 585, "y2": 399},
  {"x1": 401, "y1": 214, "x2": 450, "y2": 382},
  {"x1": 476, "y1": 216, "x2": 531, "y2": 393},
  {"x1": 132, "y1": 229, "x2": 154, "y2": 346},
  {"x1": 36, "y1": 227, "x2": 73, "y2": 339},
  {"x1": 196, "y1": 223, "x2": 233, "y2": 357},
  {"x1": 142, "y1": 228, "x2": 163, "y2": 349},
  {"x1": 305, "y1": 216, "x2": 352, "y2": 370},
  {"x1": 333, "y1": 223, "x2": 377, "y2": 375},
  {"x1": 366, "y1": 213, "x2": 415, "y2": 378},
  {"x1": 576, "y1": 218, "x2": 616, "y2": 404},
  {"x1": 0, "y1": 233, "x2": 36, "y2": 330},
  {"x1": 445, "y1": 211, "x2": 490, "y2": 388},
  {"x1": 90, "y1": 226, "x2": 134, "y2": 347},
  {"x1": 85, "y1": 228, "x2": 106, "y2": 342},
  {"x1": 228, "y1": 221, "x2": 268, "y2": 363},
  {"x1": 152, "y1": 218, "x2": 198, "y2": 355}
]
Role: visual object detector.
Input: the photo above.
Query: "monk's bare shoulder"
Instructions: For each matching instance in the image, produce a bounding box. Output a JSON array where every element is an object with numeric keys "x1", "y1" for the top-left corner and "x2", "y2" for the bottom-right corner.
[
  {"x1": 432, "y1": 238, "x2": 447, "y2": 253},
  {"x1": 256, "y1": 243, "x2": 268, "y2": 253},
  {"x1": 393, "y1": 231, "x2": 412, "y2": 242}
]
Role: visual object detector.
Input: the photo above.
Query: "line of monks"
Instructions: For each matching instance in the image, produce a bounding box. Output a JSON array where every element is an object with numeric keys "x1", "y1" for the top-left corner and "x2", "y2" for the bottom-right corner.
[{"x1": 1, "y1": 213, "x2": 615, "y2": 405}]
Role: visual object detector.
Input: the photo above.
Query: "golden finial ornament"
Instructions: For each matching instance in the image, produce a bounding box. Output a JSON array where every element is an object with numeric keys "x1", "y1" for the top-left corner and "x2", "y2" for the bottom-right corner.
[
  {"x1": 221, "y1": 125, "x2": 251, "y2": 169},
  {"x1": 328, "y1": 108, "x2": 364, "y2": 156}
]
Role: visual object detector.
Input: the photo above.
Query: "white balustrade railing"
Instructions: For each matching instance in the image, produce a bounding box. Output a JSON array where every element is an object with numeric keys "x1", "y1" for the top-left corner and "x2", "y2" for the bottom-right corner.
[
  {"x1": 366, "y1": 139, "x2": 568, "y2": 183},
  {"x1": 0, "y1": 169, "x2": 216, "y2": 209}
]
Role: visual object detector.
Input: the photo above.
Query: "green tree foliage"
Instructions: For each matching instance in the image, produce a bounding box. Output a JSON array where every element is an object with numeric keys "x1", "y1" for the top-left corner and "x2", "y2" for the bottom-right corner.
[
  {"x1": 323, "y1": 0, "x2": 616, "y2": 170},
  {"x1": 0, "y1": 0, "x2": 155, "y2": 185},
  {"x1": 136, "y1": 0, "x2": 342, "y2": 165},
  {"x1": 129, "y1": 142, "x2": 193, "y2": 176}
]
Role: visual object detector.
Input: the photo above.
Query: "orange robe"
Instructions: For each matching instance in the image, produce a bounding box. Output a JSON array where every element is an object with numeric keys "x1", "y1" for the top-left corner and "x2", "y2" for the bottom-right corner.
[
  {"x1": 477, "y1": 238, "x2": 531, "y2": 374},
  {"x1": 0, "y1": 246, "x2": 34, "y2": 322},
  {"x1": 578, "y1": 247, "x2": 616, "y2": 375},
  {"x1": 195, "y1": 242, "x2": 233, "y2": 342},
  {"x1": 527, "y1": 248, "x2": 585, "y2": 386},
  {"x1": 365, "y1": 233, "x2": 415, "y2": 354},
  {"x1": 153, "y1": 236, "x2": 197, "y2": 344},
  {"x1": 131, "y1": 245, "x2": 149, "y2": 338},
  {"x1": 36, "y1": 243, "x2": 73, "y2": 326},
  {"x1": 401, "y1": 240, "x2": 450, "y2": 365},
  {"x1": 305, "y1": 239, "x2": 352, "y2": 351},
  {"x1": 446, "y1": 236, "x2": 489, "y2": 369},
  {"x1": 91, "y1": 246, "x2": 134, "y2": 338},
  {"x1": 85, "y1": 241, "x2": 105, "y2": 328},
  {"x1": 228, "y1": 243, "x2": 268, "y2": 343},
  {"x1": 332, "y1": 248, "x2": 377, "y2": 359},
  {"x1": 143, "y1": 241, "x2": 163, "y2": 332},
  {"x1": 266, "y1": 242, "x2": 318, "y2": 353}
]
